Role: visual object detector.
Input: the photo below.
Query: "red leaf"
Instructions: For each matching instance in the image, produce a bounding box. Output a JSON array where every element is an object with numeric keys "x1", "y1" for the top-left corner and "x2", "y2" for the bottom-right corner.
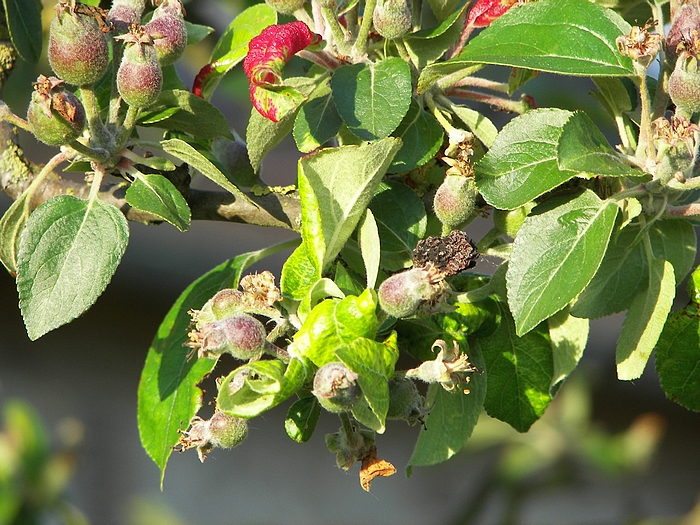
[{"x1": 466, "y1": 0, "x2": 518, "y2": 28}]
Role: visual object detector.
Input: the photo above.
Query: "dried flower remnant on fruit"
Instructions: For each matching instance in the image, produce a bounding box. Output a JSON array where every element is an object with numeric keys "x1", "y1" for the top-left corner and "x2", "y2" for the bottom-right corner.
[
  {"x1": 442, "y1": 129, "x2": 475, "y2": 178},
  {"x1": 359, "y1": 446, "x2": 396, "y2": 491},
  {"x1": 115, "y1": 26, "x2": 163, "y2": 108},
  {"x1": 412, "y1": 231, "x2": 479, "y2": 277},
  {"x1": 108, "y1": 0, "x2": 146, "y2": 33},
  {"x1": 405, "y1": 339, "x2": 479, "y2": 392},
  {"x1": 27, "y1": 75, "x2": 86, "y2": 146},
  {"x1": 653, "y1": 116, "x2": 699, "y2": 157},
  {"x1": 616, "y1": 21, "x2": 662, "y2": 67},
  {"x1": 175, "y1": 412, "x2": 248, "y2": 462}
]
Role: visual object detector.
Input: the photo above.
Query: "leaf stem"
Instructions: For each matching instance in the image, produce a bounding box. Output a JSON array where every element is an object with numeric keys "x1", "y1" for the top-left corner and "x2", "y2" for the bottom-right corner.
[{"x1": 338, "y1": 412, "x2": 359, "y2": 446}]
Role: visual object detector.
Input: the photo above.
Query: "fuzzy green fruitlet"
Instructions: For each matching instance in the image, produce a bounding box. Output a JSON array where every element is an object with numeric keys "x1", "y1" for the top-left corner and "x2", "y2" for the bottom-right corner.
[
  {"x1": 313, "y1": 362, "x2": 362, "y2": 413},
  {"x1": 27, "y1": 76, "x2": 85, "y2": 146}
]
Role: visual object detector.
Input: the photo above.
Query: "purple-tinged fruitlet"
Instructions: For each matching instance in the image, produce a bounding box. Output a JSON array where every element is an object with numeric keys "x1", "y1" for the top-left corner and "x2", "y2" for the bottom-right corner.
[
  {"x1": 313, "y1": 362, "x2": 362, "y2": 413},
  {"x1": 196, "y1": 314, "x2": 268, "y2": 360},
  {"x1": 433, "y1": 175, "x2": 477, "y2": 229},
  {"x1": 669, "y1": 50, "x2": 700, "y2": 116},
  {"x1": 144, "y1": 0, "x2": 187, "y2": 66},
  {"x1": 378, "y1": 264, "x2": 445, "y2": 318},
  {"x1": 116, "y1": 30, "x2": 163, "y2": 108},
  {"x1": 108, "y1": 0, "x2": 146, "y2": 33},
  {"x1": 48, "y1": 1, "x2": 110, "y2": 86},
  {"x1": 27, "y1": 75, "x2": 85, "y2": 146}
]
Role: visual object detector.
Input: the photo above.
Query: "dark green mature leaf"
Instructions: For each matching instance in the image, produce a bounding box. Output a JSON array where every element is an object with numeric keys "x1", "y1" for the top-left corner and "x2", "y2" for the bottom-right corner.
[
  {"x1": 458, "y1": 0, "x2": 634, "y2": 76},
  {"x1": 298, "y1": 138, "x2": 402, "y2": 270},
  {"x1": 656, "y1": 268, "x2": 700, "y2": 410},
  {"x1": 480, "y1": 300, "x2": 553, "y2": 432},
  {"x1": 388, "y1": 100, "x2": 444, "y2": 174},
  {"x1": 417, "y1": 62, "x2": 483, "y2": 94},
  {"x1": 185, "y1": 21, "x2": 214, "y2": 45},
  {"x1": 368, "y1": 181, "x2": 427, "y2": 271},
  {"x1": 247, "y1": 104, "x2": 297, "y2": 173},
  {"x1": 507, "y1": 190, "x2": 618, "y2": 335},
  {"x1": 138, "y1": 239, "x2": 298, "y2": 486},
  {"x1": 571, "y1": 220, "x2": 696, "y2": 319},
  {"x1": 404, "y1": 5, "x2": 467, "y2": 68},
  {"x1": 3, "y1": 0, "x2": 42, "y2": 64},
  {"x1": 476, "y1": 109, "x2": 577, "y2": 210},
  {"x1": 16, "y1": 196, "x2": 129, "y2": 340},
  {"x1": 332, "y1": 58, "x2": 412, "y2": 141},
  {"x1": 139, "y1": 90, "x2": 234, "y2": 140},
  {"x1": 406, "y1": 344, "x2": 486, "y2": 473},
  {"x1": 285, "y1": 396, "x2": 321, "y2": 442},
  {"x1": 616, "y1": 259, "x2": 675, "y2": 380},
  {"x1": 125, "y1": 173, "x2": 191, "y2": 232},
  {"x1": 427, "y1": 0, "x2": 462, "y2": 21},
  {"x1": 293, "y1": 93, "x2": 343, "y2": 153}
]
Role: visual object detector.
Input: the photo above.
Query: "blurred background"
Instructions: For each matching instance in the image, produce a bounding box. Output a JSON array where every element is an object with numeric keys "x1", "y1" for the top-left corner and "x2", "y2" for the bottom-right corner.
[{"x1": 1, "y1": 0, "x2": 700, "y2": 523}]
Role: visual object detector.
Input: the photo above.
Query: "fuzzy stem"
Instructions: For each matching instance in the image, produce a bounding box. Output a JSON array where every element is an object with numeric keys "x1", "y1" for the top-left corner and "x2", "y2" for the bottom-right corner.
[
  {"x1": 338, "y1": 412, "x2": 359, "y2": 446},
  {"x1": 79, "y1": 84, "x2": 109, "y2": 147},
  {"x1": 425, "y1": 92, "x2": 457, "y2": 133},
  {"x1": 67, "y1": 139, "x2": 110, "y2": 163},
  {"x1": 0, "y1": 101, "x2": 30, "y2": 132},
  {"x1": 108, "y1": 44, "x2": 124, "y2": 127},
  {"x1": 352, "y1": 0, "x2": 378, "y2": 58},
  {"x1": 444, "y1": 88, "x2": 532, "y2": 114},
  {"x1": 634, "y1": 62, "x2": 655, "y2": 161},
  {"x1": 322, "y1": 6, "x2": 352, "y2": 55},
  {"x1": 116, "y1": 106, "x2": 140, "y2": 149},
  {"x1": 450, "y1": 76, "x2": 509, "y2": 93}
]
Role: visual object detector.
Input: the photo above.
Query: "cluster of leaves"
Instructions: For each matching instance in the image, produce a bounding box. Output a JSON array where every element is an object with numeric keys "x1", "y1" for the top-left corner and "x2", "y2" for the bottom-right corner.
[{"x1": 3, "y1": 0, "x2": 700, "y2": 490}]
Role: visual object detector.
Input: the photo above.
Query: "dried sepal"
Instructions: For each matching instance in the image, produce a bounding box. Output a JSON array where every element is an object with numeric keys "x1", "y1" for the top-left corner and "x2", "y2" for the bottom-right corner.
[
  {"x1": 405, "y1": 339, "x2": 480, "y2": 392},
  {"x1": 616, "y1": 21, "x2": 662, "y2": 67}
]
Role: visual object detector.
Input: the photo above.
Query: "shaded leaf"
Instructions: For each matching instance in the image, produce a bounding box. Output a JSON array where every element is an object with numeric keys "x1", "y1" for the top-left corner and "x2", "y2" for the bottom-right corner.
[
  {"x1": 388, "y1": 100, "x2": 444, "y2": 174},
  {"x1": 125, "y1": 173, "x2": 191, "y2": 232},
  {"x1": 285, "y1": 395, "x2": 321, "y2": 442},
  {"x1": 3, "y1": 0, "x2": 42, "y2": 63}
]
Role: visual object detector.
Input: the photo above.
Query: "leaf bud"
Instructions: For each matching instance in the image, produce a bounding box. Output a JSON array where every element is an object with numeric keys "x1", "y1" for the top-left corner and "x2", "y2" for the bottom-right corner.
[
  {"x1": 198, "y1": 314, "x2": 268, "y2": 360},
  {"x1": 312, "y1": 362, "x2": 362, "y2": 413},
  {"x1": 433, "y1": 175, "x2": 477, "y2": 229},
  {"x1": 386, "y1": 377, "x2": 428, "y2": 425},
  {"x1": 116, "y1": 34, "x2": 163, "y2": 108},
  {"x1": 144, "y1": 0, "x2": 188, "y2": 65},
  {"x1": 27, "y1": 75, "x2": 85, "y2": 146},
  {"x1": 48, "y1": 1, "x2": 110, "y2": 86},
  {"x1": 108, "y1": 0, "x2": 146, "y2": 33},
  {"x1": 378, "y1": 264, "x2": 445, "y2": 318},
  {"x1": 373, "y1": 0, "x2": 412, "y2": 40},
  {"x1": 264, "y1": 0, "x2": 306, "y2": 16}
]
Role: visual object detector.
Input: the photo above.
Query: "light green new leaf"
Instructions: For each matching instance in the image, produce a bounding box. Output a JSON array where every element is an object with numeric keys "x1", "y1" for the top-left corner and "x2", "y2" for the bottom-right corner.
[
  {"x1": 507, "y1": 190, "x2": 618, "y2": 335},
  {"x1": 450, "y1": 104, "x2": 498, "y2": 149},
  {"x1": 298, "y1": 138, "x2": 402, "y2": 270},
  {"x1": 0, "y1": 187, "x2": 32, "y2": 275},
  {"x1": 137, "y1": 239, "x2": 298, "y2": 487},
  {"x1": 160, "y1": 138, "x2": 252, "y2": 204},
  {"x1": 476, "y1": 109, "x2": 577, "y2": 210},
  {"x1": 358, "y1": 209, "x2": 381, "y2": 289},
  {"x1": 16, "y1": 196, "x2": 129, "y2": 340},
  {"x1": 125, "y1": 173, "x2": 191, "y2": 232},
  {"x1": 280, "y1": 242, "x2": 322, "y2": 301},
  {"x1": 548, "y1": 307, "x2": 588, "y2": 394},
  {"x1": 458, "y1": 0, "x2": 634, "y2": 77},
  {"x1": 406, "y1": 343, "x2": 486, "y2": 473},
  {"x1": 616, "y1": 259, "x2": 675, "y2": 381}
]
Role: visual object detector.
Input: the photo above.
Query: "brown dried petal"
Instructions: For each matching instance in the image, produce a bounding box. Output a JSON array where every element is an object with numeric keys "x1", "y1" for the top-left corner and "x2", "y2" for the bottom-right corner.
[
  {"x1": 412, "y1": 230, "x2": 479, "y2": 276},
  {"x1": 359, "y1": 446, "x2": 396, "y2": 491}
]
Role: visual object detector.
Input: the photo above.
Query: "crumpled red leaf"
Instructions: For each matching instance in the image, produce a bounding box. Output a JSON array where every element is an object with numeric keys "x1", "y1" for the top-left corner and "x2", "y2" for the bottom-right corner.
[
  {"x1": 243, "y1": 21, "x2": 322, "y2": 122},
  {"x1": 466, "y1": 0, "x2": 519, "y2": 28}
]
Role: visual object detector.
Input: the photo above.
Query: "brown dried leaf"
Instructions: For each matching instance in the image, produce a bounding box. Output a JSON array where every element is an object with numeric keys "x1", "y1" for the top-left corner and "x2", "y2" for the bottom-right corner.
[{"x1": 359, "y1": 446, "x2": 396, "y2": 491}]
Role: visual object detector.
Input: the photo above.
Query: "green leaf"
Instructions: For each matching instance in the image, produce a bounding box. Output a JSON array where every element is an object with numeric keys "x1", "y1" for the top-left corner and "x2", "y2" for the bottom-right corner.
[
  {"x1": 280, "y1": 242, "x2": 322, "y2": 301},
  {"x1": 16, "y1": 196, "x2": 129, "y2": 340},
  {"x1": 293, "y1": 93, "x2": 343, "y2": 153},
  {"x1": 406, "y1": 344, "x2": 486, "y2": 473},
  {"x1": 338, "y1": 334, "x2": 399, "y2": 433},
  {"x1": 388, "y1": 100, "x2": 444, "y2": 174},
  {"x1": 403, "y1": 5, "x2": 466, "y2": 68},
  {"x1": 616, "y1": 259, "x2": 675, "y2": 380},
  {"x1": 297, "y1": 277, "x2": 345, "y2": 324},
  {"x1": 3, "y1": 0, "x2": 42, "y2": 64},
  {"x1": 557, "y1": 111, "x2": 644, "y2": 177},
  {"x1": 331, "y1": 58, "x2": 412, "y2": 141},
  {"x1": 185, "y1": 21, "x2": 214, "y2": 45},
  {"x1": 357, "y1": 209, "x2": 381, "y2": 289},
  {"x1": 217, "y1": 358, "x2": 307, "y2": 418},
  {"x1": 200, "y1": 4, "x2": 278, "y2": 99},
  {"x1": 298, "y1": 138, "x2": 402, "y2": 269},
  {"x1": 246, "y1": 105, "x2": 297, "y2": 173},
  {"x1": 285, "y1": 396, "x2": 321, "y2": 442},
  {"x1": 571, "y1": 220, "x2": 697, "y2": 319},
  {"x1": 417, "y1": 62, "x2": 483, "y2": 94},
  {"x1": 479, "y1": 300, "x2": 553, "y2": 432},
  {"x1": 160, "y1": 138, "x2": 251, "y2": 203},
  {"x1": 450, "y1": 104, "x2": 498, "y2": 148},
  {"x1": 137, "y1": 239, "x2": 298, "y2": 486},
  {"x1": 427, "y1": 0, "x2": 462, "y2": 21},
  {"x1": 368, "y1": 180, "x2": 427, "y2": 271},
  {"x1": 476, "y1": 108, "x2": 577, "y2": 210},
  {"x1": 548, "y1": 307, "x2": 588, "y2": 394},
  {"x1": 656, "y1": 271, "x2": 700, "y2": 411},
  {"x1": 0, "y1": 187, "x2": 32, "y2": 275},
  {"x1": 139, "y1": 90, "x2": 234, "y2": 140},
  {"x1": 289, "y1": 289, "x2": 379, "y2": 367},
  {"x1": 507, "y1": 190, "x2": 618, "y2": 335},
  {"x1": 458, "y1": 0, "x2": 634, "y2": 77},
  {"x1": 125, "y1": 173, "x2": 191, "y2": 232}
]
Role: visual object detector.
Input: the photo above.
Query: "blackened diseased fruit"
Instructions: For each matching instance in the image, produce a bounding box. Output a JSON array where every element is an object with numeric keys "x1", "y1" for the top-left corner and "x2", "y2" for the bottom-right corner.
[
  {"x1": 669, "y1": 52, "x2": 700, "y2": 116},
  {"x1": 144, "y1": 0, "x2": 187, "y2": 66},
  {"x1": 27, "y1": 75, "x2": 85, "y2": 146},
  {"x1": 199, "y1": 314, "x2": 268, "y2": 360},
  {"x1": 433, "y1": 175, "x2": 477, "y2": 229},
  {"x1": 386, "y1": 377, "x2": 427, "y2": 425},
  {"x1": 313, "y1": 362, "x2": 362, "y2": 413},
  {"x1": 207, "y1": 412, "x2": 249, "y2": 449},
  {"x1": 116, "y1": 37, "x2": 163, "y2": 108},
  {"x1": 412, "y1": 230, "x2": 479, "y2": 277},
  {"x1": 373, "y1": 0, "x2": 412, "y2": 40},
  {"x1": 378, "y1": 265, "x2": 444, "y2": 318},
  {"x1": 108, "y1": 0, "x2": 146, "y2": 34}
]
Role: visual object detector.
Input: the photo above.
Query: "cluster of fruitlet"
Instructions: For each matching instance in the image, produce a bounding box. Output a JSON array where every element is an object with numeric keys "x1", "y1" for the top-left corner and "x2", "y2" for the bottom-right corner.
[{"x1": 28, "y1": 0, "x2": 186, "y2": 150}]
